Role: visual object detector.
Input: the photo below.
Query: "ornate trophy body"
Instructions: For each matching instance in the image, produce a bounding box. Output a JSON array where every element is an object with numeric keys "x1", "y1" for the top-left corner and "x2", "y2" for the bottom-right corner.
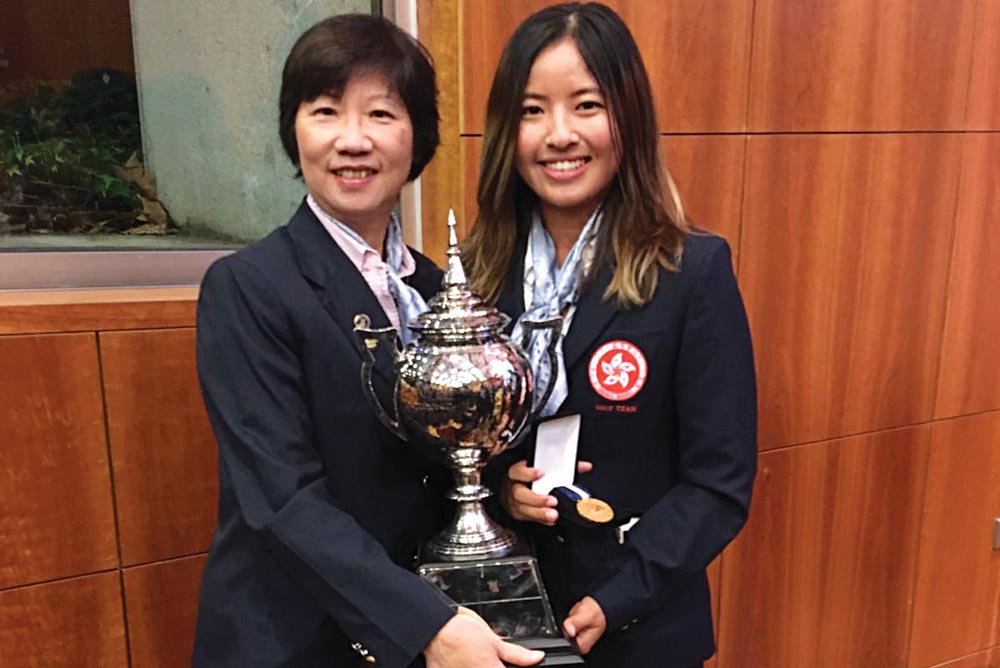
[{"x1": 354, "y1": 212, "x2": 582, "y2": 665}]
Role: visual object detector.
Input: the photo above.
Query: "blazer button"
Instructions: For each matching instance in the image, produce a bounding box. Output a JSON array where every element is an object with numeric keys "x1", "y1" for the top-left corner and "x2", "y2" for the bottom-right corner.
[{"x1": 422, "y1": 475, "x2": 429, "y2": 487}]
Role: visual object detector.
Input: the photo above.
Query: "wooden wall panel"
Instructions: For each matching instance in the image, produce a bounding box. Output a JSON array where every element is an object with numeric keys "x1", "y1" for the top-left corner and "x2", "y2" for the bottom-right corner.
[
  {"x1": 0, "y1": 334, "x2": 118, "y2": 589},
  {"x1": 461, "y1": 0, "x2": 753, "y2": 134},
  {"x1": 0, "y1": 0, "x2": 135, "y2": 84},
  {"x1": 662, "y1": 135, "x2": 745, "y2": 265},
  {"x1": 0, "y1": 572, "x2": 127, "y2": 667},
  {"x1": 967, "y1": 0, "x2": 1000, "y2": 129},
  {"x1": 461, "y1": 135, "x2": 745, "y2": 264},
  {"x1": 716, "y1": 427, "x2": 930, "y2": 668},
  {"x1": 936, "y1": 134, "x2": 1000, "y2": 418},
  {"x1": 908, "y1": 412, "x2": 1000, "y2": 668},
  {"x1": 932, "y1": 647, "x2": 1000, "y2": 668},
  {"x1": 123, "y1": 554, "x2": 207, "y2": 668},
  {"x1": 418, "y1": 0, "x2": 463, "y2": 264},
  {"x1": 740, "y1": 134, "x2": 959, "y2": 449},
  {"x1": 748, "y1": 0, "x2": 977, "y2": 131},
  {"x1": 100, "y1": 329, "x2": 217, "y2": 566}
]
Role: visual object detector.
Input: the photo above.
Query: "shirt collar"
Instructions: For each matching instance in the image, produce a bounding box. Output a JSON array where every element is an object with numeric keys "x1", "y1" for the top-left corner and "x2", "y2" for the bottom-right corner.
[{"x1": 307, "y1": 195, "x2": 415, "y2": 278}]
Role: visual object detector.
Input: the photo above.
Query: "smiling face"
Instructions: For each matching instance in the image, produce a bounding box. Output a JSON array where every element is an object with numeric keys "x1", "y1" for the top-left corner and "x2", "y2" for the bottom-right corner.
[
  {"x1": 294, "y1": 71, "x2": 413, "y2": 233},
  {"x1": 515, "y1": 37, "x2": 619, "y2": 229}
]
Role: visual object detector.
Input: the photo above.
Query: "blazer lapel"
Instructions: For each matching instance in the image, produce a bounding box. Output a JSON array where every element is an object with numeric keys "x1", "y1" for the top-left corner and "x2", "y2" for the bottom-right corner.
[
  {"x1": 285, "y1": 202, "x2": 396, "y2": 382},
  {"x1": 562, "y1": 262, "x2": 619, "y2": 372}
]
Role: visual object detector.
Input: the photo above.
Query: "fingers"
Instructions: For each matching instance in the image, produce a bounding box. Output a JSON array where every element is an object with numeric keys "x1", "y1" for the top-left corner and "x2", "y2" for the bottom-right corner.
[
  {"x1": 496, "y1": 639, "x2": 545, "y2": 666},
  {"x1": 576, "y1": 460, "x2": 593, "y2": 474},
  {"x1": 508, "y1": 483, "x2": 557, "y2": 524},
  {"x1": 504, "y1": 460, "x2": 558, "y2": 525},
  {"x1": 508, "y1": 459, "x2": 543, "y2": 484},
  {"x1": 562, "y1": 597, "x2": 607, "y2": 655}
]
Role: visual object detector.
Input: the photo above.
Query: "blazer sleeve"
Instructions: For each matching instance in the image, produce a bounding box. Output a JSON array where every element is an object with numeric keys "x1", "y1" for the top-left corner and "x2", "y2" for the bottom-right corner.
[
  {"x1": 587, "y1": 239, "x2": 757, "y2": 631},
  {"x1": 196, "y1": 257, "x2": 453, "y2": 668}
]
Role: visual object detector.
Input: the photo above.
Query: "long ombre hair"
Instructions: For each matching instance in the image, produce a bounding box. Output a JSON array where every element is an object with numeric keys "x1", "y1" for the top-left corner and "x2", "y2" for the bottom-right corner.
[{"x1": 462, "y1": 2, "x2": 688, "y2": 308}]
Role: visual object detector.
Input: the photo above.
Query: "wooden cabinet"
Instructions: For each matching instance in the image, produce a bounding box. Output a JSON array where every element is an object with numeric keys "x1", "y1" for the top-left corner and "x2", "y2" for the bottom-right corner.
[
  {"x1": 100, "y1": 329, "x2": 217, "y2": 565},
  {"x1": 0, "y1": 334, "x2": 118, "y2": 588},
  {"x1": 0, "y1": 289, "x2": 205, "y2": 667}
]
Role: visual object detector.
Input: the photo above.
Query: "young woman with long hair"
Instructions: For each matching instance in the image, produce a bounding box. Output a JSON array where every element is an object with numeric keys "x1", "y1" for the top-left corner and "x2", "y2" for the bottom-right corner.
[{"x1": 464, "y1": 4, "x2": 757, "y2": 667}]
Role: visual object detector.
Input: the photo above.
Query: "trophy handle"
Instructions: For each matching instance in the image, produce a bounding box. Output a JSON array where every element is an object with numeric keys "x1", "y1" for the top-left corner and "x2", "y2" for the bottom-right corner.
[
  {"x1": 519, "y1": 316, "x2": 563, "y2": 422},
  {"x1": 353, "y1": 316, "x2": 408, "y2": 441}
]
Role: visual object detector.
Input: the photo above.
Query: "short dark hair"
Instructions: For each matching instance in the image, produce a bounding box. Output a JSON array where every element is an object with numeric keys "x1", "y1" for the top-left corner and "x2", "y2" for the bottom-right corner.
[{"x1": 278, "y1": 14, "x2": 439, "y2": 181}]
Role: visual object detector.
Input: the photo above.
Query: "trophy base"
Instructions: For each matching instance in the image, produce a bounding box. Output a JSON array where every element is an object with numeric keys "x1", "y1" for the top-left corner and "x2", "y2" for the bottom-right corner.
[{"x1": 418, "y1": 544, "x2": 584, "y2": 665}]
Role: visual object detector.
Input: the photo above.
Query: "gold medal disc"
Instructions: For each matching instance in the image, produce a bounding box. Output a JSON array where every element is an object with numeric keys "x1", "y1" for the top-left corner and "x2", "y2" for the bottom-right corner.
[{"x1": 576, "y1": 497, "x2": 614, "y2": 524}]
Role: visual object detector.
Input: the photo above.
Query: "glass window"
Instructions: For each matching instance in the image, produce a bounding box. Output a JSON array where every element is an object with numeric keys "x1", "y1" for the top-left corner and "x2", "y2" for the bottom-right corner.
[{"x1": 0, "y1": 0, "x2": 380, "y2": 288}]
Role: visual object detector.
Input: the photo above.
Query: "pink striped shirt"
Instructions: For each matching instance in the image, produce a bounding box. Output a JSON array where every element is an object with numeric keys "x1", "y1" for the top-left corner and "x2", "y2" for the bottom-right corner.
[{"x1": 307, "y1": 196, "x2": 415, "y2": 332}]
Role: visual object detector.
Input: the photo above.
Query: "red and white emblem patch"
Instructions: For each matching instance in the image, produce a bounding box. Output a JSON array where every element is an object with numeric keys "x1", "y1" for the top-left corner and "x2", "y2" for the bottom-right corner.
[{"x1": 588, "y1": 340, "x2": 648, "y2": 401}]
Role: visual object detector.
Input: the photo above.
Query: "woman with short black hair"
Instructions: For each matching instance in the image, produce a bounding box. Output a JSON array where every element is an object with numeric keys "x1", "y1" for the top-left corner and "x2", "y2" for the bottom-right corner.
[{"x1": 193, "y1": 14, "x2": 543, "y2": 668}]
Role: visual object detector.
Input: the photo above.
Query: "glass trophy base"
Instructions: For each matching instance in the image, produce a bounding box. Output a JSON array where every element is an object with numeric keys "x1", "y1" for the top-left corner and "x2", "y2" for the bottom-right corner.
[{"x1": 418, "y1": 544, "x2": 584, "y2": 665}]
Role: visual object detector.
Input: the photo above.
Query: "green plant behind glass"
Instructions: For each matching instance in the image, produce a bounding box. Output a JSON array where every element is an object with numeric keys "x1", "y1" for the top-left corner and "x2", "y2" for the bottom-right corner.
[{"x1": 1, "y1": 69, "x2": 151, "y2": 232}]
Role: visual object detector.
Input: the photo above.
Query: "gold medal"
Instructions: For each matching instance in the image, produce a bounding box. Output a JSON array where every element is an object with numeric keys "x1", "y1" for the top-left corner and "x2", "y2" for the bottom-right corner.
[{"x1": 576, "y1": 497, "x2": 614, "y2": 524}]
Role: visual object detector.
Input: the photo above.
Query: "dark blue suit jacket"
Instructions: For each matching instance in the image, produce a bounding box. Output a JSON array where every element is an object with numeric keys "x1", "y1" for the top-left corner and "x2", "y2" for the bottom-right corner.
[
  {"x1": 494, "y1": 232, "x2": 757, "y2": 668},
  {"x1": 192, "y1": 202, "x2": 453, "y2": 667}
]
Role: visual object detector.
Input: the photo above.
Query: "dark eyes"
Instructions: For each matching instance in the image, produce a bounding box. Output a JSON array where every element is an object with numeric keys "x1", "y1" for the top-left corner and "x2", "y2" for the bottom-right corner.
[
  {"x1": 310, "y1": 107, "x2": 397, "y2": 119},
  {"x1": 520, "y1": 100, "x2": 605, "y2": 116}
]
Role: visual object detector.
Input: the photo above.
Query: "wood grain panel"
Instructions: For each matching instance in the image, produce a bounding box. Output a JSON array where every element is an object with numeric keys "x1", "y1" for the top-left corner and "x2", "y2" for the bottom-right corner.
[
  {"x1": 932, "y1": 646, "x2": 1000, "y2": 668},
  {"x1": 967, "y1": 0, "x2": 1000, "y2": 129},
  {"x1": 705, "y1": 556, "x2": 721, "y2": 668},
  {"x1": 462, "y1": 134, "x2": 745, "y2": 265},
  {"x1": 716, "y1": 427, "x2": 930, "y2": 668},
  {"x1": 0, "y1": 333, "x2": 118, "y2": 588},
  {"x1": 908, "y1": 412, "x2": 1000, "y2": 668},
  {"x1": 100, "y1": 329, "x2": 217, "y2": 565},
  {"x1": 749, "y1": 0, "x2": 977, "y2": 131},
  {"x1": 0, "y1": 572, "x2": 127, "y2": 667},
  {"x1": 662, "y1": 134, "x2": 745, "y2": 267},
  {"x1": 0, "y1": 0, "x2": 134, "y2": 83},
  {"x1": 936, "y1": 134, "x2": 1000, "y2": 418},
  {"x1": 0, "y1": 288, "x2": 198, "y2": 335},
  {"x1": 461, "y1": 0, "x2": 753, "y2": 134},
  {"x1": 123, "y1": 554, "x2": 207, "y2": 668},
  {"x1": 418, "y1": 0, "x2": 463, "y2": 263},
  {"x1": 740, "y1": 134, "x2": 959, "y2": 449}
]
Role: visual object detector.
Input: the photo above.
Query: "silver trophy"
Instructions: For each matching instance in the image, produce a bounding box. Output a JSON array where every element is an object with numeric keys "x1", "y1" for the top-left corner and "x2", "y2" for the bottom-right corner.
[{"x1": 354, "y1": 211, "x2": 581, "y2": 664}]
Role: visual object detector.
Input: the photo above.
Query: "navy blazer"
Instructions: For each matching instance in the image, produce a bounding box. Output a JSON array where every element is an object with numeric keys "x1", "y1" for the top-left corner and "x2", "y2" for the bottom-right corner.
[
  {"x1": 192, "y1": 202, "x2": 453, "y2": 668},
  {"x1": 494, "y1": 232, "x2": 757, "y2": 668}
]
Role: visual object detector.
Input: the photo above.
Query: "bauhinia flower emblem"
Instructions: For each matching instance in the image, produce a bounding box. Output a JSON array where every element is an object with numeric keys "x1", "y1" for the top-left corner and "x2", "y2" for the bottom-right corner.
[
  {"x1": 588, "y1": 340, "x2": 649, "y2": 402},
  {"x1": 601, "y1": 352, "x2": 637, "y2": 389}
]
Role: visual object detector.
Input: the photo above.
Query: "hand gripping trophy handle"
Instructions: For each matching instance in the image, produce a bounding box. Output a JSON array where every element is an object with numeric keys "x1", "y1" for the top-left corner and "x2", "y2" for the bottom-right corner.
[
  {"x1": 352, "y1": 314, "x2": 408, "y2": 442},
  {"x1": 518, "y1": 316, "x2": 564, "y2": 422}
]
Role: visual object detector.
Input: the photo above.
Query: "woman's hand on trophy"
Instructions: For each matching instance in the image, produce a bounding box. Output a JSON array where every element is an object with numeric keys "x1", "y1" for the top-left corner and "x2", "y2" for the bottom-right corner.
[
  {"x1": 501, "y1": 460, "x2": 593, "y2": 526},
  {"x1": 563, "y1": 596, "x2": 607, "y2": 655},
  {"x1": 424, "y1": 611, "x2": 544, "y2": 667}
]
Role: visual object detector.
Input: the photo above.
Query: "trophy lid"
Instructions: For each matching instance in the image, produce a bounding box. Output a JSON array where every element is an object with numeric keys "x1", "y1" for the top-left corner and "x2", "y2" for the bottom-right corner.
[{"x1": 409, "y1": 210, "x2": 510, "y2": 336}]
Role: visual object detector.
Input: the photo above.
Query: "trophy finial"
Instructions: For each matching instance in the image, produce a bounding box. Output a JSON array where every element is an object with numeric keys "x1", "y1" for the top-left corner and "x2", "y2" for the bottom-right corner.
[
  {"x1": 443, "y1": 208, "x2": 468, "y2": 287},
  {"x1": 447, "y1": 209, "x2": 460, "y2": 254}
]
